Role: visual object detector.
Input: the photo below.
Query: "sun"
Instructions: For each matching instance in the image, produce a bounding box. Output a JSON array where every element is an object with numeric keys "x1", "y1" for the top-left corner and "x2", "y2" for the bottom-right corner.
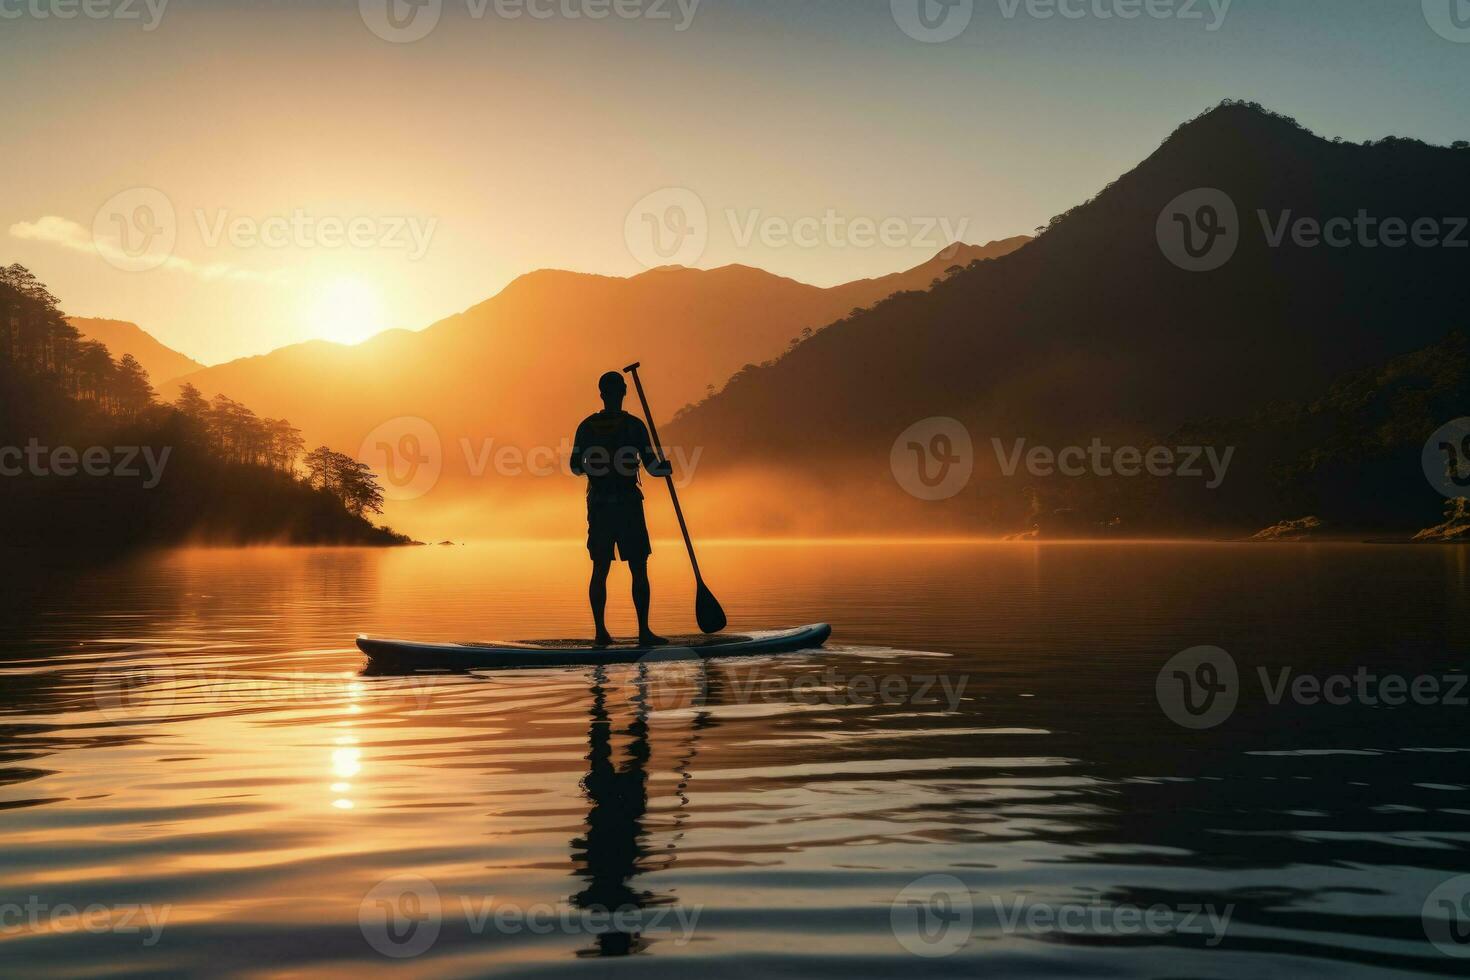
[{"x1": 307, "y1": 276, "x2": 388, "y2": 346}]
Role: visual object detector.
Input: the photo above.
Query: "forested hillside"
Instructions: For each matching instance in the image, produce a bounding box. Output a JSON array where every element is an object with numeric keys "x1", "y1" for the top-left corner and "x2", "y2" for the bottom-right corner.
[{"x1": 0, "y1": 265, "x2": 411, "y2": 548}]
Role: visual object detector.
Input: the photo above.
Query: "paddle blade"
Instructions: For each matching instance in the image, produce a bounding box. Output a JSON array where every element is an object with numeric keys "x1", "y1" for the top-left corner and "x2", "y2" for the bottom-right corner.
[{"x1": 695, "y1": 580, "x2": 727, "y2": 634}]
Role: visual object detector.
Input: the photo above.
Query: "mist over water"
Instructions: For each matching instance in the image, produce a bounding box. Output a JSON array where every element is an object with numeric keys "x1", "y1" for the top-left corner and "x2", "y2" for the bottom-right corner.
[{"x1": 1, "y1": 542, "x2": 1467, "y2": 976}]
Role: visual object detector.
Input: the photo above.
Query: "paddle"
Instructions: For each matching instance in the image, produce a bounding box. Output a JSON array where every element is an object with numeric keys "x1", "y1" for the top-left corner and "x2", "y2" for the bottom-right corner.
[{"x1": 623, "y1": 362, "x2": 728, "y2": 635}]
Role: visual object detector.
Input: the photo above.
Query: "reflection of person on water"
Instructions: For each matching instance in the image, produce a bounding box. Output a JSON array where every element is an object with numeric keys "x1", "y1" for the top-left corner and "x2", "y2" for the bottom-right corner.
[
  {"x1": 570, "y1": 664, "x2": 711, "y2": 957},
  {"x1": 570, "y1": 666, "x2": 656, "y2": 956},
  {"x1": 571, "y1": 371, "x2": 673, "y2": 648}
]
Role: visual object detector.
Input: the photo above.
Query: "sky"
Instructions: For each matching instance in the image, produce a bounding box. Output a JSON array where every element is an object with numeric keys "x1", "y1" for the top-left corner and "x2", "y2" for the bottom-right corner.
[{"x1": 2, "y1": 0, "x2": 1468, "y2": 365}]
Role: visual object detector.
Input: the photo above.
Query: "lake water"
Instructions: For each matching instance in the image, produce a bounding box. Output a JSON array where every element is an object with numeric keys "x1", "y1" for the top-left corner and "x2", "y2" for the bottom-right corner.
[{"x1": 1, "y1": 542, "x2": 1468, "y2": 978}]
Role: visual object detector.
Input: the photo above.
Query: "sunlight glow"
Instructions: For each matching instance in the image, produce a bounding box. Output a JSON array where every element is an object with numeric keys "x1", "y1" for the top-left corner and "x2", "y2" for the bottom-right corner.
[
  {"x1": 306, "y1": 277, "x2": 387, "y2": 346},
  {"x1": 332, "y1": 748, "x2": 362, "y2": 778}
]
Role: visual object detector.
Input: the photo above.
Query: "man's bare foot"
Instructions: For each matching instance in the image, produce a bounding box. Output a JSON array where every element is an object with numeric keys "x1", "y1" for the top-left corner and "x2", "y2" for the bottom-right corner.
[
  {"x1": 638, "y1": 632, "x2": 670, "y2": 647},
  {"x1": 593, "y1": 632, "x2": 616, "y2": 648}
]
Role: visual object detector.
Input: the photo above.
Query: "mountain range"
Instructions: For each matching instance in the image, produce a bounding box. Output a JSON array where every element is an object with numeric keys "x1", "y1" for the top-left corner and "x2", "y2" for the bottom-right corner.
[
  {"x1": 69, "y1": 317, "x2": 203, "y2": 389},
  {"x1": 161, "y1": 237, "x2": 1028, "y2": 435},
  {"x1": 118, "y1": 239, "x2": 1020, "y2": 535},
  {"x1": 71, "y1": 101, "x2": 1470, "y2": 539},
  {"x1": 665, "y1": 101, "x2": 1470, "y2": 536}
]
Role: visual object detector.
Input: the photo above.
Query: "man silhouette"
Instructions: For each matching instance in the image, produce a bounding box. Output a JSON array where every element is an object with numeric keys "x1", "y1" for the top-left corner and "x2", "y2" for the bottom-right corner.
[{"x1": 571, "y1": 371, "x2": 672, "y2": 647}]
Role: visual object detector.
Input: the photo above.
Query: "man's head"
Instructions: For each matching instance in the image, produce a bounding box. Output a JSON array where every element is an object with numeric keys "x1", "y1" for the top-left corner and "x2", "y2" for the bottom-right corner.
[{"x1": 599, "y1": 370, "x2": 627, "y2": 409}]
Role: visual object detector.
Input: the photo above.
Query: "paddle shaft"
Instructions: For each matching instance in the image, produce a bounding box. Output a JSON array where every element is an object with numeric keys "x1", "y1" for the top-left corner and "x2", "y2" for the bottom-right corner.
[{"x1": 623, "y1": 363, "x2": 703, "y2": 580}]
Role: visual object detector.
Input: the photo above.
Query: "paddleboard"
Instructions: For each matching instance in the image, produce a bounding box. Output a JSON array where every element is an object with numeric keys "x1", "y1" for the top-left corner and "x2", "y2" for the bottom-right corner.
[{"x1": 357, "y1": 623, "x2": 832, "y2": 670}]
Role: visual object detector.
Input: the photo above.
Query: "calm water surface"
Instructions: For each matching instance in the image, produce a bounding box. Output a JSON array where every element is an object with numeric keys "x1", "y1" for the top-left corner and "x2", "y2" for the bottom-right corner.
[{"x1": 1, "y1": 542, "x2": 1468, "y2": 978}]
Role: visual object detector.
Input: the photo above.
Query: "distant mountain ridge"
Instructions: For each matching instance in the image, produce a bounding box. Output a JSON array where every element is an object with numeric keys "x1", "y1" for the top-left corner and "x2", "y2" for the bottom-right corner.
[
  {"x1": 163, "y1": 237, "x2": 1031, "y2": 438},
  {"x1": 666, "y1": 101, "x2": 1470, "y2": 535},
  {"x1": 154, "y1": 241, "x2": 1029, "y2": 536},
  {"x1": 831, "y1": 237, "x2": 1033, "y2": 304},
  {"x1": 68, "y1": 317, "x2": 203, "y2": 387}
]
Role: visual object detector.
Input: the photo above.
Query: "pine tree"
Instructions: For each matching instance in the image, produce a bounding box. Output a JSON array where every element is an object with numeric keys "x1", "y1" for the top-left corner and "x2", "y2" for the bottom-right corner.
[
  {"x1": 113, "y1": 354, "x2": 154, "y2": 418},
  {"x1": 175, "y1": 382, "x2": 209, "y2": 422}
]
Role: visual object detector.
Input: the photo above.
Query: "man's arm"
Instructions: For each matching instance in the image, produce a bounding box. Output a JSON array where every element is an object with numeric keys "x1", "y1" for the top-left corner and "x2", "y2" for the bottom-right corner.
[
  {"x1": 635, "y1": 418, "x2": 672, "y2": 478},
  {"x1": 570, "y1": 421, "x2": 587, "y2": 477}
]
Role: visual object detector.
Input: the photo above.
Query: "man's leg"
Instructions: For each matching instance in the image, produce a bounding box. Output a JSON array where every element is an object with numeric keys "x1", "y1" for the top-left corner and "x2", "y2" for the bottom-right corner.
[
  {"x1": 628, "y1": 558, "x2": 667, "y2": 646},
  {"x1": 590, "y1": 558, "x2": 614, "y2": 645}
]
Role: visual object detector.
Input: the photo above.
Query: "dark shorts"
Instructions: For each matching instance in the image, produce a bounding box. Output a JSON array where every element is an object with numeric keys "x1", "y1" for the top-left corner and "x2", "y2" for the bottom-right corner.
[{"x1": 587, "y1": 496, "x2": 652, "y2": 563}]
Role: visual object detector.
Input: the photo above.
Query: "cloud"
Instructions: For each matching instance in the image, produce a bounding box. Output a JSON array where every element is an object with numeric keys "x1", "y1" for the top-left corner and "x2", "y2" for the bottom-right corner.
[
  {"x1": 9, "y1": 215, "x2": 282, "y2": 282},
  {"x1": 10, "y1": 215, "x2": 94, "y2": 252}
]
